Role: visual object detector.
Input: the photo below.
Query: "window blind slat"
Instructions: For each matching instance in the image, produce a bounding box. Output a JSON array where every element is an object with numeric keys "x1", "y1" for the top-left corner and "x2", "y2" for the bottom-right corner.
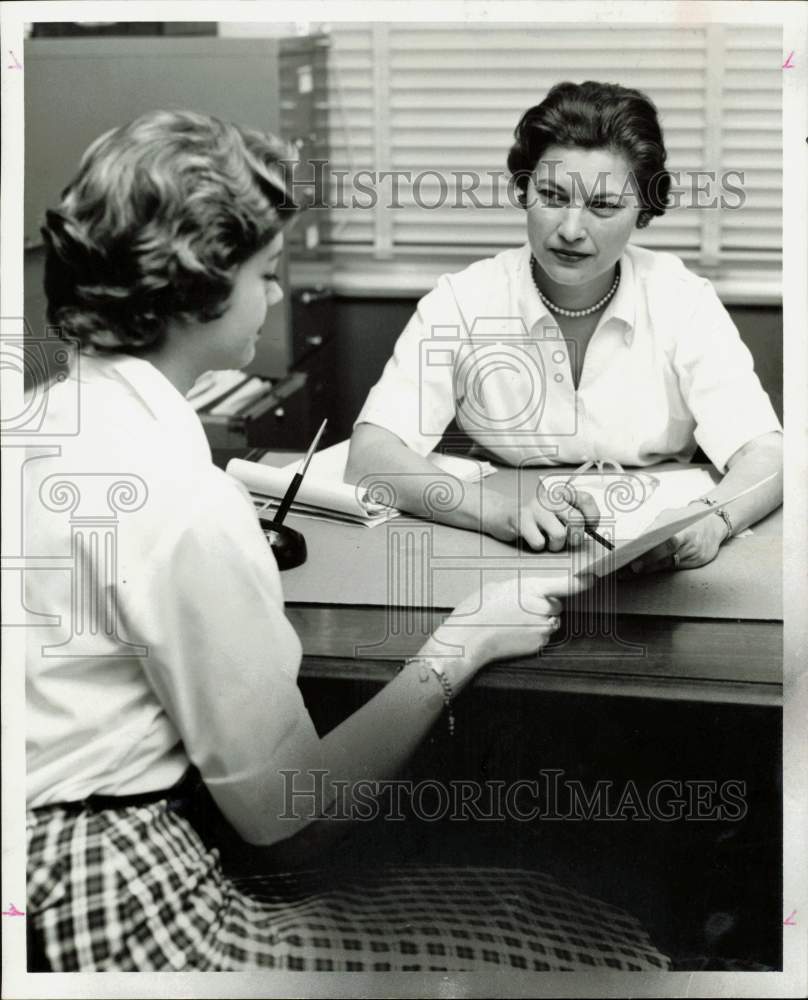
[
  {"x1": 388, "y1": 27, "x2": 705, "y2": 49},
  {"x1": 322, "y1": 21, "x2": 781, "y2": 275},
  {"x1": 390, "y1": 70, "x2": 709, "y2": 90}
]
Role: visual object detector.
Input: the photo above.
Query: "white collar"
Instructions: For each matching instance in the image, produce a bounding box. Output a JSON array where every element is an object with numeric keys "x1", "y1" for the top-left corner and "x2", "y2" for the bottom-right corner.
[
  {"x1": 78, "y1": 351, "x2": 195, "y2": 422},
  {"x1": 517, "y1": 242, "x2": 637, "y2": 346}
]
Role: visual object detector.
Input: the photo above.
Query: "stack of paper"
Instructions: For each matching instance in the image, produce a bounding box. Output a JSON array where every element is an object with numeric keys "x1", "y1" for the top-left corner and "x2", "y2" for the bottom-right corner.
[
  {"x1": 226, "y1": 440, "x2": 496, "y2": 528},
  {"x1": 187, "y1": 370, "x2": 261, "y2": 411},
  {"x1": 227, "y1": 456, "x2": 399, "y2": 527}
]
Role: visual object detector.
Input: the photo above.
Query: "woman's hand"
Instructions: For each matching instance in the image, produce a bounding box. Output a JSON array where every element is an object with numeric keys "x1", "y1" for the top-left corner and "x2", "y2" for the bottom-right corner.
[
  {"x1": 482, "y1": 483, "x2": 601, "y2": 552},
  {"x1": 421, "y1": 572, "x2": 594, "y2": 687},
  {"x1": 625, "y1": 510, "x2": 728, "y2": 575}
]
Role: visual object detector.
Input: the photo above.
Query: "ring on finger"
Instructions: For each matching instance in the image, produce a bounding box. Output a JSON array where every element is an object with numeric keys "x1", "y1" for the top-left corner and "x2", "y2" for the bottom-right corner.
[{"x1": 671, "y1": 551, "x2": 680, "y2": 571}]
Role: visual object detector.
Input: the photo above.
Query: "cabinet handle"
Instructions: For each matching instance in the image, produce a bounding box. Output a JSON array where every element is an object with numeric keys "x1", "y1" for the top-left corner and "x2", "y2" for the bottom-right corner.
[
  {"x1": 274, "y1": 407, "x2": 285, "y2": 420},
  {"x1": 300, "y1": 287, "x2": 332, "y2": 305},
  {"x1": 306, "y1": 335, "x2": 323, "y2": 347}
]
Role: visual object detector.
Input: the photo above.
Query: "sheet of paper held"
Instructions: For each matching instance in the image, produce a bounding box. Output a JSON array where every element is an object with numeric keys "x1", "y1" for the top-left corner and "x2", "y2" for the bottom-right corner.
[
  {"x1": 581, "y1": 504, "x2": 715, "y2": 578},
  {"x1": 541, "y1": 466, "x2": 716, "y2": 542},
  {"x1": 577, "y1": 470, "x2": 780, "y2": 579}
]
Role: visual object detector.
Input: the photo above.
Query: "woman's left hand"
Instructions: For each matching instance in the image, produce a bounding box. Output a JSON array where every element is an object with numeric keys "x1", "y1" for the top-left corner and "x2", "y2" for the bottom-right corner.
[{"x1": 624, "y1": 510, "x2": 728, "y2": 575}]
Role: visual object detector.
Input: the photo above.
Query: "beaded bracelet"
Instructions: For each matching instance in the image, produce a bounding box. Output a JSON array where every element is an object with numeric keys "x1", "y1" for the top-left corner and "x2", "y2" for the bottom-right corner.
[
  {"x1": 689, "y1": 496, "x2": 733, "y2": 540},
  {"x1": 403, "y1": 658, "x2": 456, "y2": 736}
]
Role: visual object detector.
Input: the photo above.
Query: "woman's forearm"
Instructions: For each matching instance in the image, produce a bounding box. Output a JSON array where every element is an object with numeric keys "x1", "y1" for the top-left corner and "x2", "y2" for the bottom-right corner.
[
  {"x1": 261, "y1": 648, "x2": 468, "y2": 866},
  {"x1": 346, "y1": 422, "x2": 504, "y2": 535},
  {"x1": 705, "y1": 431, "x2": 783, "y2": 536},
  {"x1": 251, "y1": 573, "x2": 571, "y2": 863}
]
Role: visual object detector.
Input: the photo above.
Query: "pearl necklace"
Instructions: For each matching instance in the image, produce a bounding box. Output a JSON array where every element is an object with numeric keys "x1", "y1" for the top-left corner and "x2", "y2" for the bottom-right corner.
[{"x1": 530, "y1": 255, "x2": 621, "y2": 318}]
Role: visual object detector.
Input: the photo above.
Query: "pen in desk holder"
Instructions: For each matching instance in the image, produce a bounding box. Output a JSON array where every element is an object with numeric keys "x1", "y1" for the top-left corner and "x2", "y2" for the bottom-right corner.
[{"x1": 264, "y1": 418, "x2": 328, "y2": 571}]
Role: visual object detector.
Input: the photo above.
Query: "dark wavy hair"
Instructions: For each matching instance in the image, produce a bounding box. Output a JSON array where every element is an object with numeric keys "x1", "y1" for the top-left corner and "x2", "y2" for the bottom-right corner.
[
  {"x1": 42, "y1": 109, "x2": 300, "y2": 353},
  {"x1": 507, "y1": 81, "x2": 672, "y2": 228}
]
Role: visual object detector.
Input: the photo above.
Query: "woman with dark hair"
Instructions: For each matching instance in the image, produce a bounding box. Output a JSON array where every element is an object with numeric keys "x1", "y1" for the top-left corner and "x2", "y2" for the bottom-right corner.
[
  {"x1": 348, "y1": 81, "x2": 782, "y2": 574},
  {"x1": 25, "y1": 108, "x2": 670, "y2": 972}
]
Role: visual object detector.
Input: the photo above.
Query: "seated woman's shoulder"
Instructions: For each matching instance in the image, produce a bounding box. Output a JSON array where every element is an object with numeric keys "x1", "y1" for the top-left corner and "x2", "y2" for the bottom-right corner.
[
  {"x1": 436, "y1": 246, "x2": 525, "y2": 305},
  {"x1": 627, "y1": 244, "x2": 710, "y2": 297}
]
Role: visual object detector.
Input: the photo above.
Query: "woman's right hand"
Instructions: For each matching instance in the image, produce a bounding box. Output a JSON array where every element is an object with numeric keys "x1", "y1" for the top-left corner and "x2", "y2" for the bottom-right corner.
[
  {"x1": 418, "y1": 572, "x2": 594, "y2": 689},
  {"x1": 482, "y1": 483, "x2": 601, "y2": 552}
]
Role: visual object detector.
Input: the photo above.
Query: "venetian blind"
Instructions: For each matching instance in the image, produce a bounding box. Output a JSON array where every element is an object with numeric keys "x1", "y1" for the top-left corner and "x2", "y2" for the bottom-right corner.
[{"x1": 321, "y1": 21, "x2": 782, "y2": 279}]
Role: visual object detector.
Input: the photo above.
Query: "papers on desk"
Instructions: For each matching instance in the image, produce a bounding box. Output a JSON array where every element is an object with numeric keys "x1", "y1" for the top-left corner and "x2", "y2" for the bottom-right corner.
[
  {"x1": 543, "y1": 466, "x2": 716, "y2": 541},
  {"x1": 541, "y1": 465, "x2": 718, "y2": 578},
  {"x1": 584, "y1": 503, "x2": 716, "y2": 578},
  {"x1": 227, "y1": 455, "x2": 398, "y2": 527},
  {"x1": 226, "y1": 440, "x2": 496, "y2": 528}
]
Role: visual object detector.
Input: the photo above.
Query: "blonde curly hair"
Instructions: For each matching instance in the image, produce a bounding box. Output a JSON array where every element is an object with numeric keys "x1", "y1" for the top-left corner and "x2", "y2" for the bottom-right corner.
[{"x1": 42, "y1": 109, "x2": 299, "y2": 353}]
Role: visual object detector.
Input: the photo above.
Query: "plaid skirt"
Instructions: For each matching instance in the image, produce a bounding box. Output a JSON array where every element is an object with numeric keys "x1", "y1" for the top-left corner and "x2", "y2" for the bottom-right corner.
[{"x1": 27, "y1": 800, "x2": 671, "y2": 973}]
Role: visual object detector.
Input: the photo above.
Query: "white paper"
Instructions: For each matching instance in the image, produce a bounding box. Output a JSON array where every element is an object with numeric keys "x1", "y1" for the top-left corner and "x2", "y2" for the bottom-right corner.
[
  {"x1": 227, "y1": 456, "x2": 399, "y2": 526},
  {"x1": 208, "y1": 376, "x2": 271, "y2": 416},
  {"x1": 297, "y1": 64, "x2": 313, "y2": 93},
  {"x1": 582, "y1": 504, "x2": 716, "y2": 578},
  {"x1": 541, "y1": 466, "x2": 716, "y2": 543},
  {"x1": 186, "y1": 369, "x2": 249, "y2": 411}
]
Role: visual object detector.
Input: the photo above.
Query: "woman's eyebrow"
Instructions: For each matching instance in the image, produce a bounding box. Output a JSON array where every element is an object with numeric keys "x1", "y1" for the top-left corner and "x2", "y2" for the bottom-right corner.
[
  {"x1": 536, "y1": 177, "x2": 566, "y2": 192},
  {"x1": 588, "y1": 184, "x2": 624, "y2": 200}
]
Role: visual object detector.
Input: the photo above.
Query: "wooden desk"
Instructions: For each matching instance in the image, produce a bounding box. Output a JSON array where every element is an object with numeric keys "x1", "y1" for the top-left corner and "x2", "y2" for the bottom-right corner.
[
  {"x1": 226, "y1": 452, "x2": 783, "y2": 707},
  {"x1": 289, "y1": 606, "x2": 781, "y2": 707}
]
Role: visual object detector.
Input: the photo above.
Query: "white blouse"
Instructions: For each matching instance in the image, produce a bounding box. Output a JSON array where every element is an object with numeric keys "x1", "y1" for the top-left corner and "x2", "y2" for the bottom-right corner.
[
  {"x1": 25, "y1": 352, "x2": 322, "y2": 844},
  {"x1": 356, "y1": 243, "x2": 781, "y2": 473}
]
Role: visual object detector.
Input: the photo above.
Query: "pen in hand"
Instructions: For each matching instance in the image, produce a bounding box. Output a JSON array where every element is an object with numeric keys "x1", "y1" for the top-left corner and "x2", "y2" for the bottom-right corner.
[
  {"x1": 584, "y1": 525, "x2": 614, "y2": 551},
  {"x1": 560, "y1": 482, "x2": 613, "y2": 550},
  {"x1": 269, "y1": 418, "x2": 328, "y2": 528}
]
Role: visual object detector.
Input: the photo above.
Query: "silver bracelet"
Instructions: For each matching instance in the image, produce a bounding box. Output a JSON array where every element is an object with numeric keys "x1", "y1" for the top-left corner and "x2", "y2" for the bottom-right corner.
[
  {"x1": 403, "y1": 658, "x2": 455, "y2": 736},
  {"x1": 689, "y1": 497, "x2": 733, "y2": 540}
]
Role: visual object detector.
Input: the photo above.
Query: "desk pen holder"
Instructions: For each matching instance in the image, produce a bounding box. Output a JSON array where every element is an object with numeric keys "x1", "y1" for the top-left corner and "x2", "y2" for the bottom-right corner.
[{"x1": 264, "y1": 522, "x2": 307, "y2": 570}]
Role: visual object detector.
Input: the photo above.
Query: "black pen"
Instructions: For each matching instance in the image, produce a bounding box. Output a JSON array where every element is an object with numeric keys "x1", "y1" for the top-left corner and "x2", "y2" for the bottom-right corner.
[
  {"x1": 269, "y1": 418, "x2": 328, "y2": 527},
  {"x1": 585, "y1": 525, "x2": 614, "y2": 551},
  {"x1": 555, "y1": 481, "x2": 613, "y2": 550}
]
